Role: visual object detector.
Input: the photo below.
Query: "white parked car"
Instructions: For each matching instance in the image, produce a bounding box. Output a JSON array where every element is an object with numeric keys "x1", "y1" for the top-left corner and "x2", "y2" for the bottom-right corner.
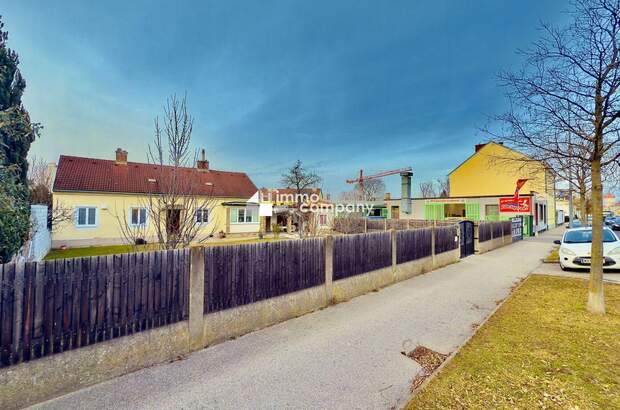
[{"x1": 554, "y1": 227, "x2": 620, "y2": 270}]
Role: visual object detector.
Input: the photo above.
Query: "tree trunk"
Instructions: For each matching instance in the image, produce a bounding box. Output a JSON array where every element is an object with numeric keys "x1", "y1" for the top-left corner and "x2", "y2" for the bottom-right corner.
[
  {"x1": 298, "y1": 215, "x2": 304, "y2": 239},
  {"x1": 588, "y1": 156, "x2": 605, "y2": 314},
  {"x1": 579, "y1": 184, "x2": 587, "y2": 222}
]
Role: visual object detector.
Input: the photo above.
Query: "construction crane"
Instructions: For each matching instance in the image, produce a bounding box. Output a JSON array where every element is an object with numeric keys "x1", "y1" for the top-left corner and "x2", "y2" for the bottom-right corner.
[
  {"x1": 346, "y1": 167, "x2": 414, "y2": 215},
  {"x1": 346, "y1": 167, "x2": 413, "y2": 186}
]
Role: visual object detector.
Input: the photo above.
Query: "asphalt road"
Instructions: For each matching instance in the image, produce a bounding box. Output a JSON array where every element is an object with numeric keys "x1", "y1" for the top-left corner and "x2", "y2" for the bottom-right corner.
[{"x1": 34, "y1": 230, "x2": 559, "y2": 410}]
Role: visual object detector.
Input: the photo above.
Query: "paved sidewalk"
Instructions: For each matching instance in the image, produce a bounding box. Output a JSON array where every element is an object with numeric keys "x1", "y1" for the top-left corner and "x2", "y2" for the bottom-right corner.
[
  {"x1": 535, "y1": 258, "x2": 620, "y2": 284},
  {"x1": 34, "y1": 230, "x2": 560, "y2": 410}
]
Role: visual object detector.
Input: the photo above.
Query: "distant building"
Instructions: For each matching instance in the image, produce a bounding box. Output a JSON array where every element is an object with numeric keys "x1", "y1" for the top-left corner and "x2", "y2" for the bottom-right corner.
[
  {"x1": 257, "y1": 187, "x2": 325, "y2": 233},
  {"x1": 604, "y1": 192, "x2": 616, "y2": 210}
]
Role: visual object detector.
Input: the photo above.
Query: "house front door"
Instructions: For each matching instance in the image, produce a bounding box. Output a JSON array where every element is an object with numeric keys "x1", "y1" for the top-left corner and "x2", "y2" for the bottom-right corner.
[{"x1": 166, "y1": 209, "x2": 181, "y2": 236}]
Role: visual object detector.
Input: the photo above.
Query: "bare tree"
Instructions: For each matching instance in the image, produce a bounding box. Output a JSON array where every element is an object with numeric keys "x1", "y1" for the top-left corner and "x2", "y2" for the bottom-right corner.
[
  {"x1": 340, "y1": 179, "x2": 386, "y2": 201},
  {"x1": 419, "y1": 181, "x2": 437, "y2": 198},
  {"x1": 567, "y1": 158, "x2": 592, "y2": 221},
  {"x1": 115, "y1": 94, "x2": 217, "y2": 249},
  {"x1": 338, "y1": 190, "x2": 359, "y2": 202},
  {"x1": 491, "y1": 0, "x2": 620, "y2": 314},
  {"x1": 355, "y1": 179, "x2": 385, "y2": 201},
  {"x1": 27, "y1": 156, "x2": 72, "y2": 230},
  {"x1": 436, "y1": 178, "x2": 449, "y2": 197},
  {"x1": 331, "y1": 213, "x2": 365, "y2": 234},
  {"x1": 281, "y1": 160, "x2": 322, "y2": 238}
]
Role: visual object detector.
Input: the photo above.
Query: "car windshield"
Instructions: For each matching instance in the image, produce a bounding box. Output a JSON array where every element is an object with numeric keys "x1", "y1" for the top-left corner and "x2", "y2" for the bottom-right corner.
[{"x1": 564, "y1": 230, "x2": 617, "y2": 243}]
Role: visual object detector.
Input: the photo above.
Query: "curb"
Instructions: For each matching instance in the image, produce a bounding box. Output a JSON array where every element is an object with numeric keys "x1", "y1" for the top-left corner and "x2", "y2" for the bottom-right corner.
[{"x1": 400, "y1": 274, "x2": 531, "y2": 409}]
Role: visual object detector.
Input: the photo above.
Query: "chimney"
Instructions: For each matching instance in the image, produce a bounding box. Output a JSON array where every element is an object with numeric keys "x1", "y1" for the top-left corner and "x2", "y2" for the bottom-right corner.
[
  {"x1": 384, "y1": 192, "x2": 391, "y2": 201},
  {"x1": 115, "y1": 148, "x2": 128, "y2": 165},
  {"x1": 400, "y1": 171, "x2": 413, "y2": 214},
  {"x1": 197, "y1": 149, "x2": 209, "y2": 171}
]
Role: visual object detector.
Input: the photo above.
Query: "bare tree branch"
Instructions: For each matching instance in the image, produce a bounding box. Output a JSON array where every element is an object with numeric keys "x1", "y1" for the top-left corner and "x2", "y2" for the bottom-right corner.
[{"x1": 116, "y1": 94, "x2": 217, "y2": 249}]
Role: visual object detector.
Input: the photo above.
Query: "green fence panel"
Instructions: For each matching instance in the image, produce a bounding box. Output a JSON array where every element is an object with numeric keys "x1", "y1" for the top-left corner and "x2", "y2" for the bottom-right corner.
[
  {"x1": 465, "y1": 203, "x2": 480, "y2": 221},
  {"x1": 424, "y1": 203, "x2": 445, "y2": 220}
]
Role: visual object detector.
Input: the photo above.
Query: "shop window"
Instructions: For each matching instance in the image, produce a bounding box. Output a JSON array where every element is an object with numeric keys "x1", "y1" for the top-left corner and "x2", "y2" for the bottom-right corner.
[{"x1": 445, "y1": 203, "x2": 466, "y2": 218}]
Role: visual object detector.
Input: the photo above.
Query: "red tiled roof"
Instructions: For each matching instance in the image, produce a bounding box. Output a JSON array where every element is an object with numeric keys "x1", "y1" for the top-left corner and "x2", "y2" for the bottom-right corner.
[{"x1": 53, "y1": 155, "x2": 257, "y2": 198}]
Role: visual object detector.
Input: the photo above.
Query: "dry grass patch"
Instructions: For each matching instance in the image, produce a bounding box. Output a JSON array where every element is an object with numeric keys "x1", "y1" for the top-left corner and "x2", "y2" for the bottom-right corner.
[
  {"x1": 407, "y1": 275, "x2": 620, "y2": 409},
  {"x1": 542, "y1": 247, "x2": 560, "y2": 263}
]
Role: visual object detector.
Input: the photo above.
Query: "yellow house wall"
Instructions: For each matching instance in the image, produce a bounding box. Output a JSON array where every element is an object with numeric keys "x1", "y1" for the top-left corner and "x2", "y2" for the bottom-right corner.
[
  {"x1": 449, "y1": 143, "x2": 556, "y2": 228},
  {"x1": 52, "y1": 192, "x2": 250, "y2": 247},
  {"x1": 449, "y1": 143, "x2": 548, "y2": 196}
]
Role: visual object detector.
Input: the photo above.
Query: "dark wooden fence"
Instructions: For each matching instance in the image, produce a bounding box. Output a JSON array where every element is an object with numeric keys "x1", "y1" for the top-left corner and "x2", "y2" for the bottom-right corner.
[
  {"x1": 478, "y1": 222, "x2": 492, "y2": 242},
  {"x1": 333, "y1": 232, "x2": 391, "y2": 280},
  {"x1": 0, "y1": 222, "x2": 468, "y2": 369},
  {"x1": 366, "y1": 219, "x2": 386, "y2": 231},
  {"x1": 332, "y1": 217, "x2": 365, "y2": 234},
  {"x1": 406, "y1": 219, "x2": 457, "y2": 229},
  {"x1": 501, "y1": 220, "x2": 512, "y2": 237},
  {"x1": 479, "y1": 221, "x2": 512, "y2": 242},
  {"x1": 0, "y1": 250, "x2": 189, "y2": 367},
  {"x1": 435, "y1": 225, "x2": 459, "y2": 254},
  {"x1": 396, "y1": 228, "x2": 432, "y2": 264},
  {"x1": 203, "y1": 239, "x2": 325, "y2": 314},
  {"x1": 334, "y1": 217, "x2": 460, "y2": 233},
  {"x1": 386, "y1": 219, "x2": 409, "y2": 230}
]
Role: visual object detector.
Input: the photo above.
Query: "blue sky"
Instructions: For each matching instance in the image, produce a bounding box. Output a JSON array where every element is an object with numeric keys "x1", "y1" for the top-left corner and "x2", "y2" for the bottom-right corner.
[{"x1": 4, "y1": 1, "x2": 566, "y2": 196}]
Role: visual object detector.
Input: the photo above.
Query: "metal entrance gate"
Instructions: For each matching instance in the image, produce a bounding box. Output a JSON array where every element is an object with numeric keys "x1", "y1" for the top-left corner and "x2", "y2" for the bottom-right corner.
[
  {"x1": 511, "y1": 216, "x2": 523, "y2": 241},
  {"x1": 459, "y1": 221, "x2": 475, "y2": 258}
]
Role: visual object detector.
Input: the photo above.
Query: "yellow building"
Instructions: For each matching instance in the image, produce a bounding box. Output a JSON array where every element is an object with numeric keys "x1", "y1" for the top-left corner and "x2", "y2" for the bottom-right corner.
[
  {"x1": 51, "y1": 149, "x2": 259, "y2": 248},
  {"x1": 413, "y1": 142, "x2": 555, "y2": 235},
  {"x1": 450, "y1": 142, "x2": 555, "y2": 232}
]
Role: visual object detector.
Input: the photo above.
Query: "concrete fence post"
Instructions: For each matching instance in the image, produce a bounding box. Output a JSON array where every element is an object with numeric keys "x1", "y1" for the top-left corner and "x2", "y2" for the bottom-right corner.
[
  {"x1": 431, "y1": 221, "x2": 436, "y2": 267},
  {"x1": 390, "y1": 229, "x2": 397, "y2": 280},
  {"x1": 384, "y1": 219, "x2": 388, "y2": 231},
  {"x1": 324, "y1": 235, "x2": 334, "y2": 305},
  {"x1": 189, "y1": 246, "x2": 206, "y2": 352},
  {"x1": 501, "y1": 222, "x2": 505, "y2": 245},
  {"x1": 364, "y1": 218, "x2": 368, "y2": 233}
]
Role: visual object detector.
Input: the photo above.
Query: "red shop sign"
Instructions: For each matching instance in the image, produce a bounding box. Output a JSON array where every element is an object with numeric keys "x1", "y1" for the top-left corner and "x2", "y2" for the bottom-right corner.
[{"x1": 499, "y1": 197, "x2": 531, "y2": 213}]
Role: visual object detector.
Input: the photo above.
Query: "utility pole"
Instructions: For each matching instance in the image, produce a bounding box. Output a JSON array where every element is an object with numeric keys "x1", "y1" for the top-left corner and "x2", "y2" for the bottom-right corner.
[
  {"x1": 568, "y1": 175, "x2": 575, "y2": 228},
  {"x1": 568, "y1": 136, "x2": 575, "y2": 228}
]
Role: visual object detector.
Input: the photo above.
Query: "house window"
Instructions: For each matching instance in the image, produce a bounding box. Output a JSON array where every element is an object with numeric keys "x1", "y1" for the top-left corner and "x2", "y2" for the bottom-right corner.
[
  {"x1": 319, "y1": 214, "x2": 327, "y2": 225},
  {"x1": 485, "y1": 204, "x2": 499, "y2": 221},
  {"x1": 76, "y1": 207, "x2": 97, "y2": 227},
  {"x1": 445, "y1": 203, "x2": 466, "y2": 218},
  {"x1": 195, "y1": 209, "x2": 209, "y2": 224},
  {"x1": 130, "y1": 207, "x2": 147, "y2": 226},
  {"x1": 238, "y1": 209, "x2": 246, "y2": 223},
  {"x1": 232, "y1": 207, "x2": 257, "y2": 223}
]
